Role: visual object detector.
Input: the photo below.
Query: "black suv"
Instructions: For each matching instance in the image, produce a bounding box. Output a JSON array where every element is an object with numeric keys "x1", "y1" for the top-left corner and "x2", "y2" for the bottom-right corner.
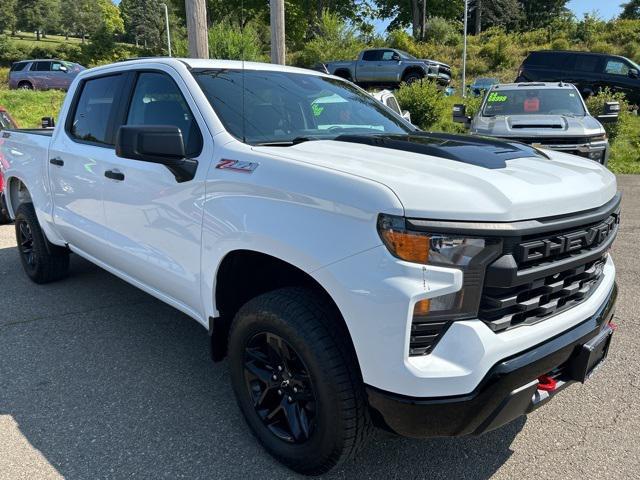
[{"x1": 517, "y1": 50, "x2": 640, "y2": 105}]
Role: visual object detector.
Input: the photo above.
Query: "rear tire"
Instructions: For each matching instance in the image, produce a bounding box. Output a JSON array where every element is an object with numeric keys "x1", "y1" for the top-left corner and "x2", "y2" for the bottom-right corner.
[
  {"x1": 228, "y1": 287, "x2": 371, "y2": 475},
  {"x1": 14, "y1": 203, "x2": 69, "y2": 284}
]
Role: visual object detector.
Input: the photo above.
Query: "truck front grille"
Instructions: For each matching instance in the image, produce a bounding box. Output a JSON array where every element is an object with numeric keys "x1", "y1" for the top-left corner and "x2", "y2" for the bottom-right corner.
[{"x1": 478, "y1": 209, "x2": 619, "y2": 332}]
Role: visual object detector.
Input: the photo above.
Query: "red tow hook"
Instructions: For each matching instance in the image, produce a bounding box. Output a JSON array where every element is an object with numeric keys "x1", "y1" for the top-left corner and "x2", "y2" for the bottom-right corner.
[
  {"x1": 609, "y1": 321, "x2": 618, "y2": 332},
  {"x1": 537, "y1": 374, "x2": 557, "y2": 392}
]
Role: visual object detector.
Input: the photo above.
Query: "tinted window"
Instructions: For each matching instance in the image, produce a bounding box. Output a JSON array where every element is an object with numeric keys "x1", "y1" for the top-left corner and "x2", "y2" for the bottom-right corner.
[
  {"x1": 193, "y1": 70, "x2": 413, "y2": 145},
  {"x1": 126, "y1": 72, "x2": 203, "y2": 157},
  {"x1": 70, "y1": 74, "x2": 124, "y2": 145},
  {"x1": 31, "y1": 61, "x2": 51, "y2": 72},
  {"x1": 10, "y1": 62, "x2": 28, "y2": 72},
  {"x1": 525, "y1": 52, "x2": 568, "y2": 69},
  {"x1": 603, "y1": 59, "x2": 630, "y2": 76},
  {"x1": 574, "y1": 55, "x2": 600, "y2": 72},
  {"x1": 362, "y1": 50, "x2": 381, "y2": 61}
]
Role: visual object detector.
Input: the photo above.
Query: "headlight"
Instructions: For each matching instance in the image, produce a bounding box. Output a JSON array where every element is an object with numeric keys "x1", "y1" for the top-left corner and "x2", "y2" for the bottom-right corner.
[
  {"x1": 378, "y1": 214, "x2": 502, "y2": 321},
  {"x1": 590, "y1": 134, "x2": 608, "y2": 142}
]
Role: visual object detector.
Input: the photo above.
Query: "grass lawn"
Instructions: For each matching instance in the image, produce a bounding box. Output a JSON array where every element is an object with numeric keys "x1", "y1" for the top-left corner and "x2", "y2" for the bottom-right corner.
[
  {"x1": 0, "y1": 87, "x2": 65, "y2": 128},
  {"x1": 4, "y1": 32, "x2": 84, "y2": 48}
]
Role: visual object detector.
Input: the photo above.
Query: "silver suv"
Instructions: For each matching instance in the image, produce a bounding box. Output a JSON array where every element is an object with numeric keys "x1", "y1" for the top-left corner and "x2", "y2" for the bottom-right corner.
[{"x1": 9, "y1": 59, "x2": 85, "y2": 91}]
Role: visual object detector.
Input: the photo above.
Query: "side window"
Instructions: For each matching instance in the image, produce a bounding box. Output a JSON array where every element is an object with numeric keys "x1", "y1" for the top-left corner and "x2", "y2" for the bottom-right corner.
[
  {"x1": 70, "y1": 74, "x2": 124, "y2": 145},
  {"x1": 10, "y1": 62, "x2": 27, "y2": 72},
  {"x1": 362, "y1": 50, "x2": 381, "y2": 61},
  {"x1": 603, "y1": 59, "x2": 630, "y2": 76},
  {"x1": 386, "y1": 96, "x2": 401, "y2": 114},
  {"x1": 126, "y1": 72, "x2": 203, "y2": 157},
  {"x1": 31, "y1": 61, "x2": 51, "y2": 72},
  {"x1": 574, "y1": 55, "x2": 600, "y2": 72},
  {"x1": 381, "y1": 50, "x2": 396, "y2": 61}
]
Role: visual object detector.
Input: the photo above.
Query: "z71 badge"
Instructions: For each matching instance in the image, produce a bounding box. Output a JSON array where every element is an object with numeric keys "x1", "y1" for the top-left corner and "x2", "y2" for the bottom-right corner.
[{"x1": 215, "y1": 159, "x2": 259, "y2": 173}]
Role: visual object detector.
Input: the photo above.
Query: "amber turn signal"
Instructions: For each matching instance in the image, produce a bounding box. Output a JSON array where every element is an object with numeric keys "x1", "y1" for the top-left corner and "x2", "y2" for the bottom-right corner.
[{"x1": 379, "y1": 229, "x2": 430, "y2": 264}]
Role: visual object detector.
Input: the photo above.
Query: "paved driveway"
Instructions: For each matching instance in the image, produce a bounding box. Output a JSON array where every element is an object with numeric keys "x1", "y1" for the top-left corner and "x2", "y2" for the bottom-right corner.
[{"x1": 1, "y1": 176, "x2": 639, "y2": 480}]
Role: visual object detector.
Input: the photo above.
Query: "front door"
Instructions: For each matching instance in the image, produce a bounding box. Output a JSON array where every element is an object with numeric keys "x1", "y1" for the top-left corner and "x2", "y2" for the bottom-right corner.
[{"x1": 100, "y1": 69, "x2": 211, "y2": 314}]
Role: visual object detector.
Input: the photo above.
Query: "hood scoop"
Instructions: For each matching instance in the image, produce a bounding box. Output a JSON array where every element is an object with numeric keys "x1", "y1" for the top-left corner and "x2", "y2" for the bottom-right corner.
[
  {"x1": 333, "y1": 132, "x2": 548, "y2": 170},
  {"x1": 507, "y1": 116, "x2": 567, "y2": 130},
  {"x1": 511, "y1": 124, "x2": 563, "y2": 129}
]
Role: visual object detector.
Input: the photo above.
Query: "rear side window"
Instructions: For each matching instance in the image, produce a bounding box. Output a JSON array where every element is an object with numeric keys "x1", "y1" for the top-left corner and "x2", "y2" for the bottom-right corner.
[
  {"x1": 10, "y1": 62, "x2": 28, "y2": 72},
  {"x1": 574, "y1": 55, "x2": 600, "y2": 72},
  {"x1": 126, "y1": 72, "x2": 203, "y2": 157},
  {"x1": 31, "y1": 61, "x2": 51, "y2": 72},
  {"x1": 70, "y1": 74, "x2": 125, "y2": 145},
  {"x1": 385, "y1": 96, "x2": 401, "y2": 114},
  {"x1": 362, "y1": 50, "x2": 381, "y2": 61},
  {"x1": 524, "y1": 52, "x2": 567, "y2": 69}
]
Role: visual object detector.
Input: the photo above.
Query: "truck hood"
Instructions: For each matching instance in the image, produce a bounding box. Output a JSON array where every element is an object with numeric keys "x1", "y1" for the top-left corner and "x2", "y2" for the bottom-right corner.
[
  {"x1": 472, "y1": 114, "x2": 605, "y2": 138},
  {"x1": 256, "y1": 133, "x2": 616, "y2": 221}
]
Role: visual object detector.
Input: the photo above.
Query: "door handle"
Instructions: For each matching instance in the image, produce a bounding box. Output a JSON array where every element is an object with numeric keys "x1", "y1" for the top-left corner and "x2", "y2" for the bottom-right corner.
[
  {"x1": 49, "y1": 157, "x2": 64, "y2": 166},
  {"x1": 104, "y1": 170, "x2": 125, "y2": 181}
]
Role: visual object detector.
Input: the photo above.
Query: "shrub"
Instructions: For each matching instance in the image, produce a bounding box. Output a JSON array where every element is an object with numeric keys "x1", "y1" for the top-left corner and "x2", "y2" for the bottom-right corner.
[
  {"x1": 585, "y1": 88, "x2": 631, "y2": 141},
  {"x1": 423, "y1": 17, "x2": 462, "y2": 47},
  {"x1": 294, "y1": 11, "x2": 365, "y2": 67},
  {"x1": 395, "y1": 80, "x2": 448, "y2": 130},
  {"x1": 208, "y1": 20, "x2": 267, "y2": 62}
]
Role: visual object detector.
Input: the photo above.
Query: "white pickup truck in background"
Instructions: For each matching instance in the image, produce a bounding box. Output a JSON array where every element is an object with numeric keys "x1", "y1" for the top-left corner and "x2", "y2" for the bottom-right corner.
[{"x1": 0, "y1": 58, "x2": 620, "y2": 475}]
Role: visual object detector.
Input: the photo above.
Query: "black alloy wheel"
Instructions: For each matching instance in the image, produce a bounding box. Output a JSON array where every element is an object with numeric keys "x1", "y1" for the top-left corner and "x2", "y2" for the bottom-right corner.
[
  {"x1": 243, "y1": 332, "x2": 317, "y2": 444},
  {"x1": 17, "y1": 219, "x2": 35, "y2": 269}
]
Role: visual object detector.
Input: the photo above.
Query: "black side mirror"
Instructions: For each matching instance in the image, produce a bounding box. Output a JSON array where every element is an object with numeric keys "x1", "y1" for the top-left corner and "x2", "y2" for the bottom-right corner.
[
  {"x1": 41, "y1": 116, "x2": 55, "y2": 128},
  {"x1": 452, "y1": 104, "x2": 471, "y2": 127},
  {"x1": 597, "y1": 101, "x2": 620, "y2": 124},
  {"x1": 116, "y1": 125, "x2": 198, "y2": 182},
  {"x1": 629, "y1": 68, "x2": 639, "y2": 79},
  {"x1": 392, "y1": 53, "x2": 401, "y2": 61}
]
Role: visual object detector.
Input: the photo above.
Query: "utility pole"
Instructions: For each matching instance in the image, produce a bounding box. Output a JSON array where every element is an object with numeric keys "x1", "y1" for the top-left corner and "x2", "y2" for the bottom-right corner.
[
  {"x1": 185, "y1": 0, "x2": 209, "y2": 59},
  {"x1": 462, "y1": 0, "x2": 468, "y2": 98},
  {"x1": 270, "y1": 0, "x2": 285, "y2": 65},
  {"x1": 161, "y1": 3, "x2": 172, "y2": 57}
]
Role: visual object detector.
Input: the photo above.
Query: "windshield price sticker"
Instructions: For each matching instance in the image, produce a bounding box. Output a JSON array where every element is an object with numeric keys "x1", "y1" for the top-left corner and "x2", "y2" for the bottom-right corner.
[{"x1": 487, "y1": 92, "x2": 508, "y2": 102}]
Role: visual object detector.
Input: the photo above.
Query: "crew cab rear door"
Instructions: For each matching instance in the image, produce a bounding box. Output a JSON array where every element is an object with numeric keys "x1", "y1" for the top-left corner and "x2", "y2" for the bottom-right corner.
[
  {"x1": 48, "y1": 72, "x2": 127, "y2": 258},
  {"x1": 99, "y1": 68, "x2": 212, "y2": 315}
]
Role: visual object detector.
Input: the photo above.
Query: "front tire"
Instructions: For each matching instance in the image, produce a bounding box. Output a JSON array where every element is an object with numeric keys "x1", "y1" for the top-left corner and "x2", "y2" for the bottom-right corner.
[
  {"x1": 228, "y1": 288, "x2": 370, "y2": 475},
  {"x1": 17, "y1": 81, "x2": 33, "y2": 90},
  {"x1": 14, "y1": 203, "x2": 69, "y2": 283}
]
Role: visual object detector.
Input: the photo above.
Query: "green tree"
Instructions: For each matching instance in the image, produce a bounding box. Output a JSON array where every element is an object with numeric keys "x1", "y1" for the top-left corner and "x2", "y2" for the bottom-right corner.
[
  {"x1": 19, "y1": 0, "x2": 59, "y2": 40},
  {"x1": 518, "y1": 0, "x2": 569, "y2": 29},
  {"x1": 375, "y1": 0, "x2": 463, "y2": 39},
  {"x1": 476, "y1": 0, "x2": 524, "y2": 31},
  {"x1": 0, "y1": 0, "x2": 19, "y2": 35},
  {"x1": 621, "y1": 0, "x2": 640, "y2": 20},
  {"x1": 60, "y1": 0, "x2": 102, "y2": 42},
  {"x1": 120, "y1": 0, "x2": 168, "y2": 51}
]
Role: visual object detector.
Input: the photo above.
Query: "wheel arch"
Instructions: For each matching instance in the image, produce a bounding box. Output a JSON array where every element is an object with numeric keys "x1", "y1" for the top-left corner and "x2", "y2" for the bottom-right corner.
[
  {"x1": 402, "y1": 66, "x2": 426, "y2": 81},
  {"x1": 6, "y1": 176, "x2": 32, "y2": 218},
  {"x1": 210, "y1": 249, "x2": 360, "y2": 373},
  {"x1": 333, "y1": 68, "x2": 353, "y2": 80}
]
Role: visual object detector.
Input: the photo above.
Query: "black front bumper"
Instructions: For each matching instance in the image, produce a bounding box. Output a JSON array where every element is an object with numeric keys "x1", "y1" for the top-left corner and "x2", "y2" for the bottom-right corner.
[{"x1": 367, "y1": 283, "x2": 617, "y2": 438}]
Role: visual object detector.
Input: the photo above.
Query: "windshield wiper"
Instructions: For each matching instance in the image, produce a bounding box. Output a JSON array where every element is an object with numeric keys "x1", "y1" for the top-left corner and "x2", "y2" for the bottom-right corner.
[{"x1": 253, "y1": 136, "x2": 317, "y2": 147}]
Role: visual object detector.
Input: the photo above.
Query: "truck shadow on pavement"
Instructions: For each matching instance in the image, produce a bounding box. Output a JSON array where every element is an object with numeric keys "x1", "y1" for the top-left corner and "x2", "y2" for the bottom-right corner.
[{"x1": 0, "y1": 249, "x2": 523, "y2": 479}]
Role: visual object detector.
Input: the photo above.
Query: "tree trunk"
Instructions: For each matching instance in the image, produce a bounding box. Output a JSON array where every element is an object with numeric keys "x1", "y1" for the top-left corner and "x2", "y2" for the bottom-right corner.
[
  {"x1": 411, "y1": 0, "x2": 420, "y2": 39},
  {"x1": 474, "y1": 0, "x2": 482, "y2": 34},
  {"x1": 36, "y1": 29, "x2": 41, "y2": 41},
  {"x1": 185, "y1": 0, "x2": 209, "y2": 59}
]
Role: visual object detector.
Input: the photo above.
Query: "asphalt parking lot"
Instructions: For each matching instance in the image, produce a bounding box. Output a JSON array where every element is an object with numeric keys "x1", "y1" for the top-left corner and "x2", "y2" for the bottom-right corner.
[{"x1": 0, "y1": 176, "x2": 639, "y2": 480}]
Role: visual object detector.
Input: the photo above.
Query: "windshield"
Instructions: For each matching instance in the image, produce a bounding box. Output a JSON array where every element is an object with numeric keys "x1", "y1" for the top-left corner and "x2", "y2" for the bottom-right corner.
[
  {"x1": 482, "y1": 88, "x2": 586, "y2": 117},
  {"x1": 397, "y1": 50, "x2": 416, "y2": 60},
  {"x1": 629, "y1": 59, "x2": 640, "y2": 71},
  {"x1": 193, "y1": 69, "x2": 414, "y2": 145}
]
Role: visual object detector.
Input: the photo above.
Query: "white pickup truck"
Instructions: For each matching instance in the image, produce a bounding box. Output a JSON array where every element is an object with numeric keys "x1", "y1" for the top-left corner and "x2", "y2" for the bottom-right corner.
[{"x1": 0, "y1": 58, "x2": 620, "y2": 475}]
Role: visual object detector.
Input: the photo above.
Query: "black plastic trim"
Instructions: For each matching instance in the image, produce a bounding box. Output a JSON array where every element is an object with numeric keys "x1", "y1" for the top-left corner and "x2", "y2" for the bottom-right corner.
[
  {"x1": 366, "y1": 283, "x2": 617, "y2": 438},
  {"x1": 406, "y1": 192, "x2": 621, "y2": 237}
]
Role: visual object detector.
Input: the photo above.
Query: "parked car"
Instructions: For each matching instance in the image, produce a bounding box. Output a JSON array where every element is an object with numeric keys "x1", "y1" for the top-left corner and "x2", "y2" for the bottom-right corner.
[
  {"x1": 0, "y1": 106, "x2": 18, "y2": 223},
  {"x1": 453, "y1": 82, "x2": 619, "y2": 165},
  {"x1": 516, "y1": 50, "x2": 640, "y2": 105},
  {"x1": 371, "y1": 89, "x2": 412, "y2": 123},
  {"x1": 325, "y1": 48, "x2": 452, "y2": 87},
  {"x1": 9, "y1": 59, "x2": 86, "y2": 91},
  {"x1": 1, "y1": 59, "x2": 620, "y2": 475},
  {"x1": 468, "y1": 77, "x2": 499, "y2": 96}
]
